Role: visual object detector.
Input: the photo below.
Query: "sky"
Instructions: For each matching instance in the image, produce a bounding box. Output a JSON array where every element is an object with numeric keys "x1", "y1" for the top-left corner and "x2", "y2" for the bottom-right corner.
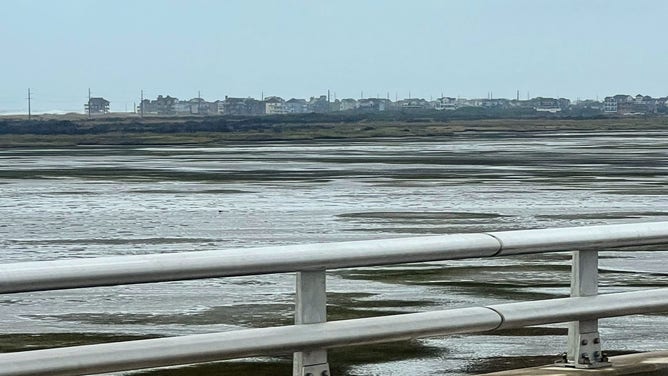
[{"x1": 1, "y1": 0, "x2": 667, "y2": 113}]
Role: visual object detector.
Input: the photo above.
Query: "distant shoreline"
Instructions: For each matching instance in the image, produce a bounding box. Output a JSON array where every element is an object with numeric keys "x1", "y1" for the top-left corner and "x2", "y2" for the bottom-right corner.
[{"x1": 1, "y1": 113, "x2": 666, "y2": 148}]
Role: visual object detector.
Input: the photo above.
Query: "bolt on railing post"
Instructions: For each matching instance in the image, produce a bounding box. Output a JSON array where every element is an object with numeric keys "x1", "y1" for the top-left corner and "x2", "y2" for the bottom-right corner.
[
  {"x1": 293, "y1": 270, "x2": 331, "y2": 376},
  {"x1": 564, "y1": 250, "x2": 611, "y2": 368}
]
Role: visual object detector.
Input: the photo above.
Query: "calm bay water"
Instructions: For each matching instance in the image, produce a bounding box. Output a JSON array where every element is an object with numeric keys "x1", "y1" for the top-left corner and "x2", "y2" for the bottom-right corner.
[{"x1": 1, "y1": 131, "x2": 667, "y2": 375}]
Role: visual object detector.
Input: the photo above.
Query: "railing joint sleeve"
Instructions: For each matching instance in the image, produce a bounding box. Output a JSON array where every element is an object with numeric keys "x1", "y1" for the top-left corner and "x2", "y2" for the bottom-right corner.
[{"x1": 484, "y1": 232, "x2": 504, "y2": 257}]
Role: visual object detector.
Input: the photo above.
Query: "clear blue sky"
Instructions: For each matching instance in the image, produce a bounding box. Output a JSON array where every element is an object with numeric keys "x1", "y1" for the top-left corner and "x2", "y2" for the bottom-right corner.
[{"x1": 1, "y1": 0, "x2": 666, "y2": 113}]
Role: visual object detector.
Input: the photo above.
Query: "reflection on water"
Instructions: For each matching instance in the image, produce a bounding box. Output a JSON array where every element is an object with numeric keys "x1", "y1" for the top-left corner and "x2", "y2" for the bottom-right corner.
[{"x1": 1, "y1": 131, "x2": 667, "y2": 375}]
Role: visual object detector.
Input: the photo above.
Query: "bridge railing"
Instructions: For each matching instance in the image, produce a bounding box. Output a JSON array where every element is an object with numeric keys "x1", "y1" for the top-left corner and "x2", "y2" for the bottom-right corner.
[{"x1": 0, "y1": 221, "x2": 667, "y2": 376}]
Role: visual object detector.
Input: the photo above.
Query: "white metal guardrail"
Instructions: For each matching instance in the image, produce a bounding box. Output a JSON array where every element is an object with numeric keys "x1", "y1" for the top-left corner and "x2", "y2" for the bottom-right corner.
[{"x1": 0, "y1": 222, "x2": 667, "y2": 375}]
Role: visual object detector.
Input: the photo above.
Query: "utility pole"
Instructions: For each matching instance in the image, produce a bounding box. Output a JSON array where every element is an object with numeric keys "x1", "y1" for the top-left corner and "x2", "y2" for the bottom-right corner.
[
  {"x1": 198, "y1": 90, "x2": 202, "y2": 114},
  {"x1": 140, "y1": 89, "x2": 144, "y2": 118},
  {"x1": 27, "y1": 88, "x2": 32, "y2": 120},
  {"x1": 88, "y1": 88, "x2": 91, "y2": 119}
]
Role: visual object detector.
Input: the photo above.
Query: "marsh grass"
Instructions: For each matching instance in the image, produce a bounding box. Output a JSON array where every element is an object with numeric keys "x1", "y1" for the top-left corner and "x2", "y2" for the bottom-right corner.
[{"x1": 2, "y1": 117, "x2": 668, "y2": 147}]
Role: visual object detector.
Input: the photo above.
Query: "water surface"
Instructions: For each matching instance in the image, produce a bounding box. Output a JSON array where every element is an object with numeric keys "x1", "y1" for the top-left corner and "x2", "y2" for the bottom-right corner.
[{"x1": 1, "y1": 131, "x2": 667, "y2": 375}]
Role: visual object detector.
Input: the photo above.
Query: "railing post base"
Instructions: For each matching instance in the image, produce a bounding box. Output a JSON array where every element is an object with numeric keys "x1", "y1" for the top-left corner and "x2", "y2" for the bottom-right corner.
[
  {"x1": 557, "y1": 250, "x2": 611, "y2": 369},
  {"x1": 297, "y1": 362, "x2": 331, "y2": 376},
  {"x1": 571, "y1": 331, "x2": 610, "y2": 368},
  {"x1": 557, "y1": 330, "x2": 611, "y2": 368}
]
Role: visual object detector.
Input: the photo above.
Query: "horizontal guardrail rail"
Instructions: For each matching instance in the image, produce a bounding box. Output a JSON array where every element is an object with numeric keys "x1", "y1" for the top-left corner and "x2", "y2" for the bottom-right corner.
[
  {"x1": 1, "y1": 289, "x2": 667, "y2": 376},
  {"x1": 1, "y1": 221, "x2": 667, "y2": 294},
  {"x1": 1, "y1": 221, "x2": 667, "y2": 375}
]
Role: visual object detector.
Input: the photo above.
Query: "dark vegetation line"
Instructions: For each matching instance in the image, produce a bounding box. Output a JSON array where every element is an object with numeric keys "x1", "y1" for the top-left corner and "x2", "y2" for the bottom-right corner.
[
  {"x1": 0, "y1": 112, "x2": 666, "y2": 147},
  {"x1": 0, "y1": 110, "x2": 648, "y2": 135}
]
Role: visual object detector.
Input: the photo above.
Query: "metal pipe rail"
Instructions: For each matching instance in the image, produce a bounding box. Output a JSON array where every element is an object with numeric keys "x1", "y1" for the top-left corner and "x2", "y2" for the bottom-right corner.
[
  {"x1": 1, "y1": 289, "x2": 667, "y2": 376},
  {"x1": 1, "y1": 221, "x2": 667, "y2": 294},
  {"x1": 1, "y1": 221, "x2": 668, "y2": 375}
]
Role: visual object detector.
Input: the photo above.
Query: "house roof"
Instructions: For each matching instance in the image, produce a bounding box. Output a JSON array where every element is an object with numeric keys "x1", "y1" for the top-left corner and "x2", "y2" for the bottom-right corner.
[
  {"x1": 89, "y1": 97, "x2": 109, "y2": 104},
  {"x1": 264, "y1": 96, "x2": 284, "y2": 103},
  {"x1": 224, "y1": 97, "x2": 246, "y2": 103}
]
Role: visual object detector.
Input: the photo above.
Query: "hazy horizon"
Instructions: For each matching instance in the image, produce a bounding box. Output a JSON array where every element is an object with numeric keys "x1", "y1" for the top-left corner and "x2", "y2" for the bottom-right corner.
[{"x1": 2, "y1": 0, "x2": 667, "y2": 113}]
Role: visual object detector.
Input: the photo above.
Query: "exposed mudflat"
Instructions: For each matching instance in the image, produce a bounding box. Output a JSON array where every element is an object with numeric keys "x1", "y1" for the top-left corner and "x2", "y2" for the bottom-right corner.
[{"x1": 1, "y1": 130, "x2": 667, "y2": 375}]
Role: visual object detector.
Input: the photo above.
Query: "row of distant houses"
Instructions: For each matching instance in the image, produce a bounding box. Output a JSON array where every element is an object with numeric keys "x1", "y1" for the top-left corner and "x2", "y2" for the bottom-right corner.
[
  {"x1": 84, "y1": 93, "x2": 668, "y2": 116},
  {"x1": 131, "y1": 95, "x2": 332, "y2": 116},
  {"x1": 138, "y1": 96, "x2": 575, "y2": 115},
  {"x1": 602, "y1": 94, "x2": 664, "y2": 115}
]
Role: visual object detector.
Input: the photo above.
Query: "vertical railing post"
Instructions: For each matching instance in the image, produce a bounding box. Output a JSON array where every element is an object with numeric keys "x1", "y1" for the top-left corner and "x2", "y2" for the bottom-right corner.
[
  {"x1": 564, "y1": 250, "x2": 610, "y2": 368},
  {"x1": 293, "y1": 270, "x2": 331, "y2": 376}
]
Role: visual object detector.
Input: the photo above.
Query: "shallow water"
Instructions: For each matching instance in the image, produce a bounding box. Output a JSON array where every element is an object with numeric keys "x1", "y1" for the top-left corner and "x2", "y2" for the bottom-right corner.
[{"x1": 1, "y1": 131, "x2": 667, "y2": 375}]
